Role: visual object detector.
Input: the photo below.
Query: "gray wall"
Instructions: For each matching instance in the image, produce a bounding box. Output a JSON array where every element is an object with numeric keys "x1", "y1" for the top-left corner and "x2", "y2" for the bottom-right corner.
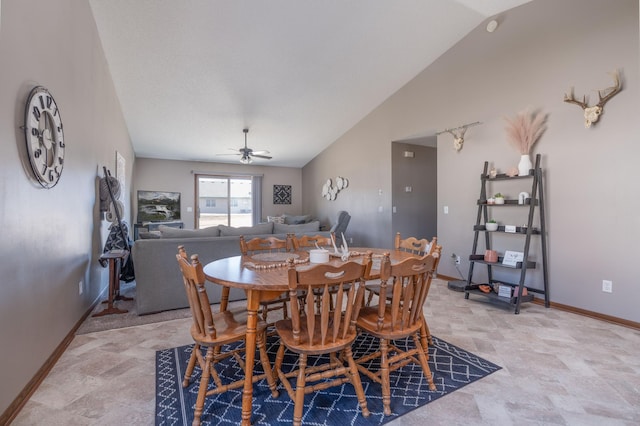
[
  {"x1": 133, "y1": 158, "x2": 304, "y2": 229},
  {"x1": 391, "y1": 141, "x2": 437, "y2": 244},
  {"x1": 0, "y1": 0, "x2": 135, "y2": 415},
  {"x1": 303, "y1": 0, "x2": 640, "y2": 322}
]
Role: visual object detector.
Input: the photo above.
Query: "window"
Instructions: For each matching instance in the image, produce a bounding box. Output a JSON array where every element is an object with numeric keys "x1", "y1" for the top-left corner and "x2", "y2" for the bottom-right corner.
[{"x1": 195, "y1": 174, "x2": 262, "y2": 228}]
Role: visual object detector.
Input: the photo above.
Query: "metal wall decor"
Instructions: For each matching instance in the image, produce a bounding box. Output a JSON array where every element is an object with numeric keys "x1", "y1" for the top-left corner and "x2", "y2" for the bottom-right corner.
[
  {"x1": 273, "y1": 184, "x2": 292, "y2": 204},
  {"x1": 321, "y1": 176, "x2": 348, "y2": 201}
]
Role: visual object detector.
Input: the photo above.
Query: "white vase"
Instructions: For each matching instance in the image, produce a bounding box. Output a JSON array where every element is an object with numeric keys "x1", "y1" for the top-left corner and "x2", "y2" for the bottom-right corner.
[{"x1": 518, "y1": 154, "x2": 532, "y2": 176}]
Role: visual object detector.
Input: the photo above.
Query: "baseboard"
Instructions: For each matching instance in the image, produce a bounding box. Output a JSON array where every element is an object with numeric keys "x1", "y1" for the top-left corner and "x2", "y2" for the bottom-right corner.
[
  {"x1": 436, "y1": 274, "x2": 639, "y2": 331},
  {"x1": 531, "y1": 298, "x2": 640, "y2": 330},
  {"x1": 0, "y1": 296, "x2": 101, "y2": 424},
  {"x1": 436, "y1": 273, "x2": 460, "y2": 281}
]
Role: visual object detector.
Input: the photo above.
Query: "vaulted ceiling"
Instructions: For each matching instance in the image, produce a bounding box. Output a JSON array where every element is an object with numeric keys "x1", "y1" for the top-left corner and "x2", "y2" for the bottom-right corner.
[{"x1": 89, "y1": 0, "x2": 531, "y2": 167}]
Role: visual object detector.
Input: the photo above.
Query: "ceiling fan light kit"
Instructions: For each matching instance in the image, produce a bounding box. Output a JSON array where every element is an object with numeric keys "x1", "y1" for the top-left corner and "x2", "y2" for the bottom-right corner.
[
  {"x1": 238, "y1": 128, "x2": 271, "y2": 164},
  {"x1": 215, "y1": 128, "x2": 272, "y2": 164}
]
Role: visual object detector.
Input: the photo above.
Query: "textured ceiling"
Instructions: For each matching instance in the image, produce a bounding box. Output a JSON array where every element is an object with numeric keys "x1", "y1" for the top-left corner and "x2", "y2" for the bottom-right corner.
[{"x1": 89, "y1": 0, "x2": 531, "y2": 167}]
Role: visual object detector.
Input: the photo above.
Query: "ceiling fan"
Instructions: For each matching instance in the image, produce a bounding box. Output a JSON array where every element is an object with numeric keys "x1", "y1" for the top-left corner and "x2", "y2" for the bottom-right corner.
[{"x1": 218, "y1": 128, "x2": 272, "y2": 164}]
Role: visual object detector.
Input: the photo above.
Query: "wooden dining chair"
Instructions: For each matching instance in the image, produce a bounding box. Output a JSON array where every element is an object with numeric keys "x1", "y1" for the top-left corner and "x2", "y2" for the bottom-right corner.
[
  {"x1": 365, "y1": 233, "x2": 439, "y2": 343},
  {"x1": 176, "y1": 246, "x2": 278, "y2": 426},
  {"x1": 273, "y1": 256, "x2": 372, "y2": 426},
  {"x1": 365, "y1": 233, "x2": 437, "y2": 305},
  {"x1": 355, "y1": 247, "x2": 441, "y2": 416},
  {"x1": 395, "y1": 232, "x2": 437, "y2": 255},
  {"x1": 290, "y1": 232, "x2": 335, "y2": 251},
  {"x1": 239, "y1": 235, "x2": 292, "y2": 324},
  {"x1": 291, "y1": 232, "x2": 339, "y2": 310}
]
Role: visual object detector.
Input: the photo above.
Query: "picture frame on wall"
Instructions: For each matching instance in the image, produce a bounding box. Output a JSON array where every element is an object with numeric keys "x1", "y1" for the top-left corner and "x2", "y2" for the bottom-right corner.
[
  {"x1": 116, "y1": 151, "x2": 125, "y2": 201},
  {"x1": 137, "y1": 190, "x2": 181, "y2": 223},
  {"x1": 273, "y1": 184, "x2": 292, "y2": 205}
]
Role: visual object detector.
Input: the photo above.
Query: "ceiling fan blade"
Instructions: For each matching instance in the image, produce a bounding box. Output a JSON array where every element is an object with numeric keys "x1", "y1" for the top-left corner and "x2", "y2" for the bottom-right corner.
[
  {"x1": 251, "y1": 150, "x2": 270, "y2": 155},
  {"x1": 215, "y1": 153, "x2": 241, "y2": 156},
  {"x1": 251, "y1": 154, "x2": 272, "y2": 160}
]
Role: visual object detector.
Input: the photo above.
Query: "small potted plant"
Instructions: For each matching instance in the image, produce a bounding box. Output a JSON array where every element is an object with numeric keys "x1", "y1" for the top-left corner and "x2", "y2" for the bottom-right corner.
[
  {"x1": 485, "y1": 219, "x2": 498, "y2": 231},
  {"x1": 494, "y1": 193, "x2": 505, "y2": 205}
]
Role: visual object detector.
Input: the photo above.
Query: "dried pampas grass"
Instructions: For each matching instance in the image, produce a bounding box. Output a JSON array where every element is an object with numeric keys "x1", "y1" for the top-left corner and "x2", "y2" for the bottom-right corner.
[{"x1": 504, "y1": 109, "x2": 548, "y2": 155}]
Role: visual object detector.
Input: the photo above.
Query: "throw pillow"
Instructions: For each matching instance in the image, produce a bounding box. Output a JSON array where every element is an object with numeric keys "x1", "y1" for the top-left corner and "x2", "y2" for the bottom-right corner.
[
  {"x1": 283, "y1": 214, "x2": 312, "y2": 225},
  {"x1": 219, "y1": 222, "x2": 274, "y2": 237},
  {"x1": 158, "y1": 225, "x2": 220, "y2": 238},
  {"x1": 267, "y1": 215, "x2": 285, "y2": 224},
  {"x1": 273, "y1": 220, "x2": 320, "y2": 234}
]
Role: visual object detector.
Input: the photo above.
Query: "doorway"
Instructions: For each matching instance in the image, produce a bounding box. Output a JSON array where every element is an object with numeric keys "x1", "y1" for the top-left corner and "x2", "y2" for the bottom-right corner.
[{"x1": 391, "y1": 139, "x2": 437, "y2": 241}]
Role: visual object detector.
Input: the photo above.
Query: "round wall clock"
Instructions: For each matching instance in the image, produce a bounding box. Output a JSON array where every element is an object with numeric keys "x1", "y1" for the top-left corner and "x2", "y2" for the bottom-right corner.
[{"x1": 23, "y1": 86, "x2": 65, "y2": 188}]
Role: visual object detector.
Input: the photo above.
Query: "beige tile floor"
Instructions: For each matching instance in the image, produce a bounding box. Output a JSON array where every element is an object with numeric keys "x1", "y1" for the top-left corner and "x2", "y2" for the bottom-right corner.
[{"x1": 12, "y1": 279, "x2": 640, "y2": 425}]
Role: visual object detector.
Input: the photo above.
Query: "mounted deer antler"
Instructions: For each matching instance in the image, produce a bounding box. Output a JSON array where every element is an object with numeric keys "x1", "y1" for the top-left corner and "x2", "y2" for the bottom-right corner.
[
  {"x1": 436, "y1": 121, "x2": 481, "y2": 152},
  {"x1": 447, "y1": 127, "x2": 467, "y2": 152},
  {"x1": 564, "y1": 70, "x2": 622, "y2": 128}
]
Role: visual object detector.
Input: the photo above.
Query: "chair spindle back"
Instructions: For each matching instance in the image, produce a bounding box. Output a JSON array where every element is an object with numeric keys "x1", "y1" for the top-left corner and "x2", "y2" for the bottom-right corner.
[
  {"x1": 176, "y1": 245, "x2": 216, "y2": 340},
  {"x1": 394, "y1": 232, "x2": 437, "y2": 255},
  {"x1": 240, "y1": 235, "x2": 291, "y2": 255},
  {"x1": 291, "y1": 233, "x2": 335, "y2": 251},
  {"x1": 286, "y1": 256, "x2": 369, "y2": 346},
  {"x1": 377, "y1": 246, "x2": 441, "y2": 332}
]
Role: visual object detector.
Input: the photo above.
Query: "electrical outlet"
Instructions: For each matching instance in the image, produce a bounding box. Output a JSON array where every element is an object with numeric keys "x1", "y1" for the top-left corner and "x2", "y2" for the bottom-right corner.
[
  {"x1": 78, "y1": 280, "x2": 83, "y2": 295},
  {"x1": 455, "y1": 255, "x2": 461, "y2": 265},
  {"x1": 602, "y1": 280, "x2": 612, "y2": 293},
  {"x1": 349, "y1": 237, "x2": 353, "y2": 244}
]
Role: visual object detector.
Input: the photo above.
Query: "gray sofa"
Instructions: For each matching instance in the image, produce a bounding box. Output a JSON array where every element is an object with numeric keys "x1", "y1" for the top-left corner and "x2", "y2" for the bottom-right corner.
[{"x1": 131, "y1": 218, "x2": 346, "y2": 315}]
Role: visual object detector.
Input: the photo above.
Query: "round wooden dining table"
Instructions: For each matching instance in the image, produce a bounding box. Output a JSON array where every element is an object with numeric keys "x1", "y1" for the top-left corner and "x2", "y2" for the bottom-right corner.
[{"x1": 202, "y1": 248, "x2": 418, "y2": 426}]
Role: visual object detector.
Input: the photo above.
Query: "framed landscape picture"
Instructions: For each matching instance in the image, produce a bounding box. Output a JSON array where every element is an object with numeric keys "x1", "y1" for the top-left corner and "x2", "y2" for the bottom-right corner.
[{"x1": 137, "y1": 190, "x2": 181, "y2": 223}]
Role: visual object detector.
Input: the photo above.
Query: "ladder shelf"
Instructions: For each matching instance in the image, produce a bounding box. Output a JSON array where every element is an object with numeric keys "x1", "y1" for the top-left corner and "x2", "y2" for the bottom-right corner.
[{"x1": 464, "y1": 154, "x2": 549, "y2": 314}]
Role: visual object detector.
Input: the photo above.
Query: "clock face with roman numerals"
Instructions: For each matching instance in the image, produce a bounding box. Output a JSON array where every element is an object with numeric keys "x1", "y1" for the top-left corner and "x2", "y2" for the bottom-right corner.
[{"x1": 23, "y1": 86, "x2": 65, "y2": 188}]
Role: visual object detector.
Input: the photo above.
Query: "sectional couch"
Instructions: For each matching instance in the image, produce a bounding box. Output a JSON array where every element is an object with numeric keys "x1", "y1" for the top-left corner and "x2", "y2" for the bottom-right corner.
[{"x1": 131, "y1": 215, "x2": 348, "y2": 315}]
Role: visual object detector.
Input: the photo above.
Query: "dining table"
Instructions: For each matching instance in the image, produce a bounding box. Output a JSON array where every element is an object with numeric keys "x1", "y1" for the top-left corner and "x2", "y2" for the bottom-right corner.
[{"x1": 203, "y1": 247, "x2": 420, "y2": 425}]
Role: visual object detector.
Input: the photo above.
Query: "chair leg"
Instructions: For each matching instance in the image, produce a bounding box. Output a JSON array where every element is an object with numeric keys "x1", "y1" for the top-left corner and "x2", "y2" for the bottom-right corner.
[
  {"x1": 193, "y1": 347, "x2": 214, "y2": 426},
  {"x1": 379, "y1": 338, "x2": 392, "y2": 416},
  {"x1": 365, "y1": 288, "x2": 374, "y2": 307},
  {"x1": 183, "y1": 343, "x2": 199, "y2": 387},
  {"x1": 273, "y1": 343, "x2": 284, "y2": 377},
  {"x1": 419, "y1": 318, "x2": 431, "y2": 361},
  {"x1": 412, "y1": 333, "x2": 436, "y2": 391},
  {"x1": 421, "y1": 316, "x2": 434, "y2": 346},
  {"x1": 344, "y1": 347, "x2": 370, "y2": 417},
  {"x1": 293, "y1": 353, "x2": 308, "y2": 426},
  {"x1": 257, "y1": 330, "x2": 279, "y2": 397}
]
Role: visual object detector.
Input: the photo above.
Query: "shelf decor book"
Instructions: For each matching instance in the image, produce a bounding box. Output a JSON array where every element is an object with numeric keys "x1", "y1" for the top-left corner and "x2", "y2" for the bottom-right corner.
[{"x1": 502, "y1": 251, "x2": 524, "y2": 267}]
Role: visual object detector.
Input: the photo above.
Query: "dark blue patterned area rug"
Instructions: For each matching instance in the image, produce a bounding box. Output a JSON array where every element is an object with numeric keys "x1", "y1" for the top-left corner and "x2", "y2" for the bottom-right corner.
[{"x1": 156, "y1": 334, "x2": 500, "y2": 425}]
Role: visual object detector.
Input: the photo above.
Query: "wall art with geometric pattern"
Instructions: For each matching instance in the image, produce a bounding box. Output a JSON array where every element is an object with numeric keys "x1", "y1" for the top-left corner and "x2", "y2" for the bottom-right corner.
[{"x1": 273, "y1": 185, "x2": 292, "y2": 204}]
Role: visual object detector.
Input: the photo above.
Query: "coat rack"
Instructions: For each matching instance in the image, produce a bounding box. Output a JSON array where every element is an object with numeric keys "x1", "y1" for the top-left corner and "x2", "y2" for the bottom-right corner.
[
  {"x1": 102, "y1": 166, "x2": 128, "y2": 244},
  {"x1": 93, "y1": 166, "x2": 132, "y2": 316}
]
